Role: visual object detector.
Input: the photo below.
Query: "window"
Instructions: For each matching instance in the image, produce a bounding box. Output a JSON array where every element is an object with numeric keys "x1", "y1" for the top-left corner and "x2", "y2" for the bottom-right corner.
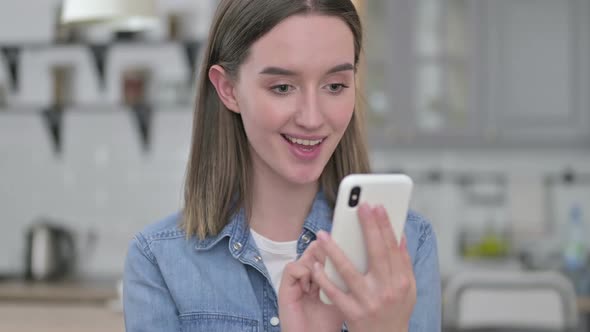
[
  {"x1": 415, "y1": 0, "x2": 470, "y2": 133},
  {"x1": 364, "y1": 0, "x2": 473, "y2": 144}
]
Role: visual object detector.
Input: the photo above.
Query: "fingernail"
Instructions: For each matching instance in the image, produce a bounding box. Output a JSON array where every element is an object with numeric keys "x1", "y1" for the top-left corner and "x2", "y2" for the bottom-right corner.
[
  {"x1": 313, "y1": 262, "x2": 321, "y2": 271},
  {"x1": 375, "y1": 205, "x2": 386, "y2": 218},
  {"x1": 358, "y1": 203, "x2": 371, "y2": 219}
]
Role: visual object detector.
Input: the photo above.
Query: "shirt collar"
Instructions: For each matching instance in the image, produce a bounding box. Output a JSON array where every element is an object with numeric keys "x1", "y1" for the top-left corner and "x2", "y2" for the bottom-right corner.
[
  {"x1": 301, "y1": 190, "x2": 333, "y2": 235},
  {"x1": 194, "y1": 190, "x2": 334, "y2": 253}
]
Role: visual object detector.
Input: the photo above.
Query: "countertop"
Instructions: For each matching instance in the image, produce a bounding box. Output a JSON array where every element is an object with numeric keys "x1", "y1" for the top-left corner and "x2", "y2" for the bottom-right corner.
[
  {"x1": 0, "y1": 279, "x2": 123, "y2": 332},
  {"x1": 0, "y1": 278, "x2": 588, "y2": 331},
  {"x1": 0, "y1": 303, "x2": 124, "y2": 332},
  {"x1": 0, "y1": 279, "x2": 118, "y2": 303}
]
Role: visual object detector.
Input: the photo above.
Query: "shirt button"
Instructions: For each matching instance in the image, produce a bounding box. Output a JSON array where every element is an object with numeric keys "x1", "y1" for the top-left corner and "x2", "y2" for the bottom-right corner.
[
  {"x1": 270, "y1": 316, "x2": 280, "y2": 326},
  {"x1": 301, "y1": 234, "x2": 311, "y2": 244},
  {"x1": 254, "y1": 255, "x2": 262, "y2": 262},
  {"x1": 233, "y1": 242, "x2": 242, "y2": 251}
]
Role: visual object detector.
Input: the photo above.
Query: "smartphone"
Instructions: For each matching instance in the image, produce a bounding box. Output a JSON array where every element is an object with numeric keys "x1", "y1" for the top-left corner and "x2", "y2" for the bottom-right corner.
[{"x1": 320, "y1": 173, "x2": 413, "y2": 304}]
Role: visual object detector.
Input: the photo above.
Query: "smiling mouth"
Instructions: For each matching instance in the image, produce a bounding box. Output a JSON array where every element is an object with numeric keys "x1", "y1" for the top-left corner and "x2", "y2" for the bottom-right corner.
[{"x1": 281, "y1": 134, "x2": 325, "y2": 150}]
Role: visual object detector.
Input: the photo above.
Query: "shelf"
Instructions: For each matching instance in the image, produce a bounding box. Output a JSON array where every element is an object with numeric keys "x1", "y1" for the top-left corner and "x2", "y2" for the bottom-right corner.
[
  {"x1": 0, "y1": 103, "x2": 193, "y2": 154},
  {"x1": 0, "y1": 103, "x2": 193, "y2": 114},
  {"x1": 0, "y1": 39, "x2": 201, "y2": 49},
  {"x1": 0, "y1": 40, "x2": 202, "y2": 94}
]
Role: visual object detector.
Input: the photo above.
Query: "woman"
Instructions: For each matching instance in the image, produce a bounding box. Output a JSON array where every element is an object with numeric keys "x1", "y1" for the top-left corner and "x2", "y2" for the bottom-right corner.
[{"x1": 123, "y1": 0, "x2": 441, "y2": 331}]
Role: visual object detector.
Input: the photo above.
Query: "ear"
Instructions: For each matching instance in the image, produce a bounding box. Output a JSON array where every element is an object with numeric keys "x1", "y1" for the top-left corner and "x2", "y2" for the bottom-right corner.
[{"x1": 209, "y1": 65, "x2": 240, "y2": 113}]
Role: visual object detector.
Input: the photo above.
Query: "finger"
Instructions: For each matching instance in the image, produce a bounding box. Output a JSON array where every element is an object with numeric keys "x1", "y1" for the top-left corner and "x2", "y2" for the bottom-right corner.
[
  {"x1": 358, "y1": 204, "x2": 391, "y2": 277},
  {"x1": 316, "y1": 230, "x2": 367, "y2": 297},
  {"x1": 308, "y1": 241, "x2": 328, "y2": 264},
  {"x1": 282, "y1": 262, "x2": 310, "y2": 288},
  {"x1": 294, "y1": 242, "x2": 327, "y2": 294},
  {"x1": 313, "y1": 242, "x2": 327, "y2": 263},
  {"x1": 374, "y1": 206, "x2": 410, "y2": 278},
  {"x1": 305, "y1": 276, "x2": 322, "y2": 300},
  {"x1": 400, "y1": 235, "x2": 413, "y2": 269},
  {"x1": 299, "y1": 275, "x2": 311, "y2": 293},
  {"x1": 312, "y1": 262, "x2": 360, "y2": 316},
  {"x1": 375, "y1": 206, "x2": 400, "y2": 256},
  {"x1": 309, "y1": 280, "x2": 320, "y2": 296},
  {"x1": 296, "y1": 261, "x2": 312, "y2": 293},
  {"x1": 298, "y1": 241, "x2": 327, "y2": 268},
  {"x1": 395, "y1": 236, "x2": 416, "y2": 294}
]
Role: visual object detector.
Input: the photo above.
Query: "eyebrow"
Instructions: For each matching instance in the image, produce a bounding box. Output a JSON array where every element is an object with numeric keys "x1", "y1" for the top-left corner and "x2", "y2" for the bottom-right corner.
[{"x1": 259, "y1": 63, "x2": 355, "y2": 76}]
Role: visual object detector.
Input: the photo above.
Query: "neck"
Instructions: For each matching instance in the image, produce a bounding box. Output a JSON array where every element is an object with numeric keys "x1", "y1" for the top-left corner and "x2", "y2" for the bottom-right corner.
[{"x1": 248, "y1": 166, "x2": 319, "y2": 242}]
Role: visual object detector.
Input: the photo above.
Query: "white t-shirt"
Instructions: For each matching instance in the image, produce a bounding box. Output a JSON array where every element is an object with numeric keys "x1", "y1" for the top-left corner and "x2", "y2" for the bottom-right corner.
[{"x1": 250, "y1": 229, "x2": 298, "y2": 295}]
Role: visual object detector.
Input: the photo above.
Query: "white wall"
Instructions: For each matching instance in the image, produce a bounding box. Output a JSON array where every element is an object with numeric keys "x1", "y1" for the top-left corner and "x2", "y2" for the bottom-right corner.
[{"x1": 0, "y1": 109, "x2": 193, "y2": 278}]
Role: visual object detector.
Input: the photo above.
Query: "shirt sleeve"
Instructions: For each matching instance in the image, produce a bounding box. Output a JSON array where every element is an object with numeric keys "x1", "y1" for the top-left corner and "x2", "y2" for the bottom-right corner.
[
  {"x1": 409, "y1": 221, "x2": 442, "y2": 332},
  {"x1": 123, "y1": 234, "x2": 181, "y2": 332}
]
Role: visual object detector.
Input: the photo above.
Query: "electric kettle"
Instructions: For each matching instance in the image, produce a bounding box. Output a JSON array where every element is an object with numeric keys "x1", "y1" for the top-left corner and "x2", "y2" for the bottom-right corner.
[{"x1": 24, "y1": 221, "x2": 76, "y2": 281}]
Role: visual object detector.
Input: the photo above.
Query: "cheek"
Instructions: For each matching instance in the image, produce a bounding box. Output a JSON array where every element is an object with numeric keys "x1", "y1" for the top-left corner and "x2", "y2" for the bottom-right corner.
[
  {"x1": 240, "y1": 89, "x2": 294, "y2": 133},
  {"x1": 324, "y1": 95, "x2": 355, "y2": 131}
]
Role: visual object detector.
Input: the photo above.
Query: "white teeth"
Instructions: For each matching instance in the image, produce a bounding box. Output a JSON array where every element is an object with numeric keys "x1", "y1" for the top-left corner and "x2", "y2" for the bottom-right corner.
[{"x1": 285, "y1": 135, "x2": 323, "y2": 146}]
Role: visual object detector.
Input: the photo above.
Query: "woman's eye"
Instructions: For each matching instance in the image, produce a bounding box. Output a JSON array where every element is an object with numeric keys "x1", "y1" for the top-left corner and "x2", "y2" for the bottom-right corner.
[
  {"x1": 326, "y1": 83, "x2": 348, "y2": 93},
  {"x1": 271, "y1": 84, "x2": 292, "y2": 94}
]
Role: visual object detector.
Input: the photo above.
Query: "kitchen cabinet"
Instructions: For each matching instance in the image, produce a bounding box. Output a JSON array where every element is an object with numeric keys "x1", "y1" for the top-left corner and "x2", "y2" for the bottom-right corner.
[
  {"x1": 368, "y1": 0, "x2": 482, "y2": 147},
  {"x1": 483, "y1": 0, "x2": 590, "y2": 147},
  {"x1": 367, "y1": 0, "x2": 590, "y2": 149}
]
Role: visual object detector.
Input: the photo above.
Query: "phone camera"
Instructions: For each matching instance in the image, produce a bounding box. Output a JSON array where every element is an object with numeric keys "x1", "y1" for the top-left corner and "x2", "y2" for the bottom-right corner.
[{"x1": 348, "y1": 186, "x2": 361, "y2": 207}]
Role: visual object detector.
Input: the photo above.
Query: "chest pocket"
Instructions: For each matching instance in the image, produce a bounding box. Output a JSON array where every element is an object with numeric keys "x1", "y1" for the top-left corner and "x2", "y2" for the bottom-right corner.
[{"x1": 179, "y1": 312, "x2": 259, "y2": 332}]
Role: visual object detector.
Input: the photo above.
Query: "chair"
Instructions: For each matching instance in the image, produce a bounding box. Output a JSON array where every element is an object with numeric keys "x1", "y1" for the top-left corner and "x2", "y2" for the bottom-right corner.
[{"x1": 443, "y1": 270, "x2": 579, "y2": 332}]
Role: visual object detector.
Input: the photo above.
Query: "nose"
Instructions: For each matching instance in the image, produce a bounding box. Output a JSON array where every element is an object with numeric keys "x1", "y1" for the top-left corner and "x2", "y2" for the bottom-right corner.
[{"x1": 294, "y1": 89, "x2": 324, "y2": 130}]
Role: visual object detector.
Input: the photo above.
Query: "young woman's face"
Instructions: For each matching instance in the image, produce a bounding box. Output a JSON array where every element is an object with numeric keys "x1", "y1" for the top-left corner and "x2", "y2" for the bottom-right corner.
[{"x1": 233, "y1": 14, "x2": 356, "y2": 185}]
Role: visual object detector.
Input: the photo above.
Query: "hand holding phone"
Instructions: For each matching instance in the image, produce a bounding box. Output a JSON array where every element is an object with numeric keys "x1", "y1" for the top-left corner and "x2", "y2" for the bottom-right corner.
[
  {"x1": 319, "y1": 174, "x2": 413, "y2": 304},
  {"x1": 310, "y1": 174, "x2": 417, "y2": 331}
]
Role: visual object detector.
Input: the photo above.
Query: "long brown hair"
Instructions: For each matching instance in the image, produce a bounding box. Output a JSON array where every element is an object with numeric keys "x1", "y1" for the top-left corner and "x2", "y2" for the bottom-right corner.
[{"x1": 182, "y1": 0, "x2": 371, "y2": 239}]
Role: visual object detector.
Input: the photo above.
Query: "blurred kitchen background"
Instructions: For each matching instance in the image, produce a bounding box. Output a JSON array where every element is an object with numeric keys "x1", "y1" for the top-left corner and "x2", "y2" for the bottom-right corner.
[{"x1": 0, "y1": 0, "x2": 589, "y2": 331}]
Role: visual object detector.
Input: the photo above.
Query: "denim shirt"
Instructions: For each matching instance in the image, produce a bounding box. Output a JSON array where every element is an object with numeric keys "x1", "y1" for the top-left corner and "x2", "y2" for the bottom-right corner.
[{"x1": 123, "y1": 191, "x2": 441, "y2": 331}]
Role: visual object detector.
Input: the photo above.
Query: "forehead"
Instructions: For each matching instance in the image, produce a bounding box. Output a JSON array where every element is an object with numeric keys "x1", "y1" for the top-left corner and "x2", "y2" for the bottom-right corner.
[{"x1": 242, "y1": 14, "x2": 355, "y2": 74}]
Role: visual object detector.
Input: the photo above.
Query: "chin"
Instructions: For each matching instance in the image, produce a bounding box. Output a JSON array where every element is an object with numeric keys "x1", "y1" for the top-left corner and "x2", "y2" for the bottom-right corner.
[
  {"x1": 282, "y1": 164, "x2": 325, "y2": 186},
  {"x1": 289, "y1": 173, "x2": 321, "y2": 186}
]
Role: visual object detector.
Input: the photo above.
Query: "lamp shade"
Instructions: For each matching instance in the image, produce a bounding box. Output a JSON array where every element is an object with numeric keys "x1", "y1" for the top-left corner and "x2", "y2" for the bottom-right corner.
[{"x1": 61, "y1": 0, "x2": 158, "y2": 26}]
